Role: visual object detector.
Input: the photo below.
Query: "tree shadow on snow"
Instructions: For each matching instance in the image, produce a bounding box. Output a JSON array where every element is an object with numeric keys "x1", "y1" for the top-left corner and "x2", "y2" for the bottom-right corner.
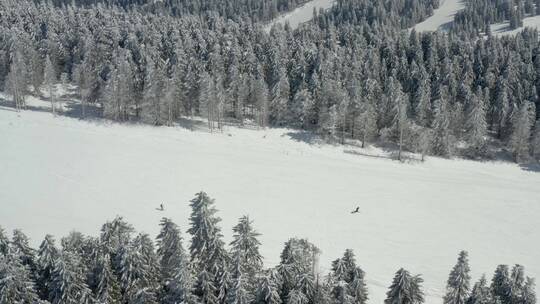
[
  {"x1": 519, "y1": 163, "x2": 540, "y2": 173},
  {"x1": 283, "y1": 130, "x2": 326, "y2": 145}
]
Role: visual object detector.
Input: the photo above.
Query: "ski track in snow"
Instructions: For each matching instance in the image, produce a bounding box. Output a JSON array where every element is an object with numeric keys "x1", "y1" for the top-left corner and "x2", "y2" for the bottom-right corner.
[
  {"x1": 1, "y1": 102, "x2": 540, "y2": 304},
  {"x1": 264, "y1": 0, "x2": 335, "y2": 31},
  {"x1": 412, "y1": 0, "x2": 466, "y2": 32}
]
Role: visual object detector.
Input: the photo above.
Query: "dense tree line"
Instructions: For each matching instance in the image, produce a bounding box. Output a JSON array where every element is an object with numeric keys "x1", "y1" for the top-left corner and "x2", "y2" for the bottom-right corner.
[
  {"x1": 0, "y1": 192, "x2": 536, "y2": 304},
  {"x1": 34, "y1": 0, "x2": 310, "y2": 23},
  {"x1": 453, "y1": 0, "x2": 539, "y2": 34},
  {"x1": 1, "y1": 0, "x2": 540, "y2": 162},
  {"x1": 313, "y1": 0, "x2": 439, "y2": 29}
]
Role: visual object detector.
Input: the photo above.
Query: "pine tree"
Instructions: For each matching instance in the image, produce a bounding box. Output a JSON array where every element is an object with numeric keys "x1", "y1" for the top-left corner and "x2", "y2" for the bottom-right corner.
[
  {"x1": 100, "y1": 216, "x2": 134, "y2": 258},
  {"x1": 432, "y1": 86, "x2": 452, "y2": 157},
  {"x1": 509, "y1": 101, "x2": 536, "y2": 162},
  {"x1": 188, "y1": 192, "x2": 229, "y2": 298},
  {"x1": 49, "y1": 252, "x2": 93, "y2": 304},
  {"x1": 444, "y1": 251, "x2": 471, "y2": 304},
  {"x1": 227, "y1": 255, "x2": 252, "y2": 304},
  {"x1": 11, "y1": 230, "x2": 37, "y2": 276},
  {"x1": 533, "y1": 120, "x2": 540, "y2": 160},
  {"x1": 230, "y1": 216, "x2": 263, "y2": 292},
  {"x1": 90, "y1": 252, "x2": 121, "y2": 304},
  {"x1": 466, "y1": 275, "x2": 491, "y2": 304},
  {"x1": 491, "y1": 265, "x2": 512, "y2": 304},
  {"x1": 142, "y1": 57, "x2": 168, "y2": 125},
  {"x1": 44, "y1": 55, "x2": 57, "y2": 116},
  {"x1": 196, "y1": 269, "x2": 219, "y2": 304},
  {"x1": 288, "y1": 289, "x2": 309, "y2": 304},
  {"x1": 0, "y1": 227, "x2": 9, "y2": 257},
  {"x1": 521, "y1": 277, "x2": 536, "y2": 304},
  {"x1": 465, "y1": 91, "x2": 488, "y2": 158},
  {"x1": 385, "y1": 268, "x2": 424, "y2": 304},
  {"x1": 255, "y1": 272, "x2": 282, "y2": 304},
  {"x1": 0, "y1": 252, "x2": 40, "y2": 304},
  {"x1": 157, "y1": 218, "x2": 194, "y2": 304},
  {"x1": 270, "y1": 67, "x2": 290, "y2": 126},
  {"x1": 37, "y1": 235, "x2": 59, "y2": 299},
  {"x1": 349, "y1": 268, "x2": 368, "y2": 304},
  {"x1": 116, "y1": 241, "x2": 155, "y2": 303},
  {"x1": 6, "y1": 49, "x2": 28, "y2": 111}
]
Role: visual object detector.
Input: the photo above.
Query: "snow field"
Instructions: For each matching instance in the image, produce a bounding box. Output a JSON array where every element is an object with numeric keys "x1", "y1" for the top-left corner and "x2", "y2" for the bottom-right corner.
[{"x1": 0, "y1": 97, "x2": 539, "y2": 304}]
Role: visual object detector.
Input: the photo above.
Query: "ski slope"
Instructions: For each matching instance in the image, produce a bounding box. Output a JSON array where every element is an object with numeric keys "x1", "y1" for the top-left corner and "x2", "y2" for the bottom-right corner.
[
  {"x1": 264, "y1": 0, "x2": 335, "y2": 31},
  {"x1": 1, "y1": 99, "x2": 539, "y2": 304},
  {"x1": 491, "y1": 15, "x2": 540, "y2": 36},
  {"x1": 413, "y1": 0, "x2": 465, "y2": 31}
]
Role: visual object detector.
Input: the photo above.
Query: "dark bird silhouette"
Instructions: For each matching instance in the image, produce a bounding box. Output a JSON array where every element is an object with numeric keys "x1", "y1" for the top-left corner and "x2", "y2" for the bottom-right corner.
[
  {"x1": 156, "y1": 203, "x2": 164, "y2": 211},
  {"x1": 351, "y1": 206, "x2": 360, "y2": 214}
]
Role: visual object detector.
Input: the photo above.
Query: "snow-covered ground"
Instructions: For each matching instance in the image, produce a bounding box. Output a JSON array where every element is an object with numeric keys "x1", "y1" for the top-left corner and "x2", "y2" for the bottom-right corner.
[
  {"x1": 1, "y1": 96, "x2": 539, "y2": 304},
  {"x1": 412, "y1": 0, "x2": 465, "y2": 31},
  {"x1": 264, "y1": 0, "x2": 335, "y2": 31},
  {"x1": 490, "y1": 15, "x2": 540, "y2": 36}
]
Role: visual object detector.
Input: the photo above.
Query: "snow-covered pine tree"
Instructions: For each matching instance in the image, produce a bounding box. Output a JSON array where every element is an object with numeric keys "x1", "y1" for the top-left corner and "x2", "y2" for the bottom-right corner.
[
  {"x1": 188, "y1": 192, "x2": 229, "y2": 298},
  {"x1": 466, "y1": 275, "x2": 491, "y2": 304},
  {"x1": 270, "y1": 67, "x2": 290, "y2": 126},
  {"x1": 11, "y1": 230, "x2": 37, "y2": 277},
  {"x1": 197, "y1": 269, "x2": 219, "y2": 304},
  {"x1": 0, "y1": 227, "x2": 9, "y2": 257},
  {"x1": 390, "y1": 78, "x2": 409, "y2": 161},
  {"x1": 6, "y1": 48, "x2": 28, "y2": 111},
  {"x1": 156, "y1": 217, "x2": 194, "y2": 304},
  {"x1": 90, "y1": 253, "x2": 121, "y2": 304},
  {"x1": 415, "y1": 69, "x2": 432, "y2": 128},
  {"x1": 100, "y1": 216, "x2": 134, "y2": 258},
  {"x1": 521, "y1": 277, "x2": 536, "y2": 304},
  {"x1": 357, "y1": 79, "x2": 379, "y2": 148},
  {"x1": 431, "y1": 86, "x2": 452, "y2": 157},
  {"x1": 288, "y1": 289, "x2": 309, "y2": 304},
  {"x1": 132, "y1": 233, "x2": 160, "y2": 291},
  {"x1": 0, "y1": 252, "x2": 40, "y2": 304},
  {"x1": 218, "y1": 268, "x2": 233, "y2": 304},
  {"x1": 131, "y1": 287, "x2": 159, "y2": 304},
  {"x1": 385, "y1": 268, "x2": 424, "y2": 304},
  {"x1": 509, "y1": 101, "x2": 536, "y2": 162},
  {"x1": 116, "y1": 240, "x2": 156, "y2": 303},
  {"x1": 278, "y1": 238, "x2": 320, "y2": 303},
  {"x1": 346, "y1": 268, "x2": 367, "y2": 304},
  {"x1": 230, "y1": 215, "x2": 263, "y2": 292},
  {"x1": 49, "y1": 251, "x2": 93, "y2": 304},
  {"x1": 37, "y1": 235, "x2": 59, "y2": 299},
  {"x1": 255, "y1": 271, "x2": 282, "y2": 304},
  {"x1": 465, "y1": 90, "x2": 488, "y2": 158},
  {"x1": 199, "y1": 71, "x2": 217, "y2": 131},
  {"x1": 44, "y1": 55, "x2": 57, "y2": 116},
  {"x1": 227, "y1": 255, "x2": 252, "y2": 304},
  {"x1": 142, "y1": 56, "x2": 168, "y2": 125},
  {"x1": 444, "y1": 251, "x2": 471, "y2": 304},
  {"x1": 491, "y1": 265, "x2": 512, "y2": 304},
  {"x1": 533, "y1": 120, "x2": 540, "y2": 160}
]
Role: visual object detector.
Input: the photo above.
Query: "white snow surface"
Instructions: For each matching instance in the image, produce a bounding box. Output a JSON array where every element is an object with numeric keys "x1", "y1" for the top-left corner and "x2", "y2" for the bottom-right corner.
[
  {"x1": 491, "y1": 15, "x2": 540, "y2": 36},
  {"x1": 412, "y1": 0, "x2": 465, "y2": 31},
  {"x1": 264, "y1": 0, "x2": 335, "y2": 31},
  {"x1": 1, "y1": 98, "x2": 540, "y2": 304}
]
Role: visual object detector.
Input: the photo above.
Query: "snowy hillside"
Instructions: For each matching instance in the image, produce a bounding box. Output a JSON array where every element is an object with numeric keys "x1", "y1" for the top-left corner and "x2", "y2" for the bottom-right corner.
[
  {"x1": 1, "y1": 96, "x2": 539, "y2": 304},
  {"x1": 412, "y1": 0, "x2": 465, "y2": 31},
  {"x1": 490, "y1": 15, "x2": 540, "y2": 36},
  {"x1": 264, "y1": 0, "x2": 335, "y2": 31}
]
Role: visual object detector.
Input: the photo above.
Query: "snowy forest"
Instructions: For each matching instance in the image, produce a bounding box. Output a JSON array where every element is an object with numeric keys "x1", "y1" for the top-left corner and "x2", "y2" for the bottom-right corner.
[
  {"x1": 0, "y1": 191, "x2": 536, "y2": 304},
  {"x1": 1, "y1": 0, "x2": 540, "y2": 162}
]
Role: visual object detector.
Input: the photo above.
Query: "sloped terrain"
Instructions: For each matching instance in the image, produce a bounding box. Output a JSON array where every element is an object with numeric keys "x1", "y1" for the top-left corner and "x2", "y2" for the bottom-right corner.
[{"x1": 1, "y1": 95, "x2": 539, "y2": 304}]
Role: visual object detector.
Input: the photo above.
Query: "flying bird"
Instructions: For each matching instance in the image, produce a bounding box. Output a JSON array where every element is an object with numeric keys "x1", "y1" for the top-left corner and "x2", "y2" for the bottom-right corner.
[{"x1": 351, "y1": 206, "x2": 360, "y2": 214}]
